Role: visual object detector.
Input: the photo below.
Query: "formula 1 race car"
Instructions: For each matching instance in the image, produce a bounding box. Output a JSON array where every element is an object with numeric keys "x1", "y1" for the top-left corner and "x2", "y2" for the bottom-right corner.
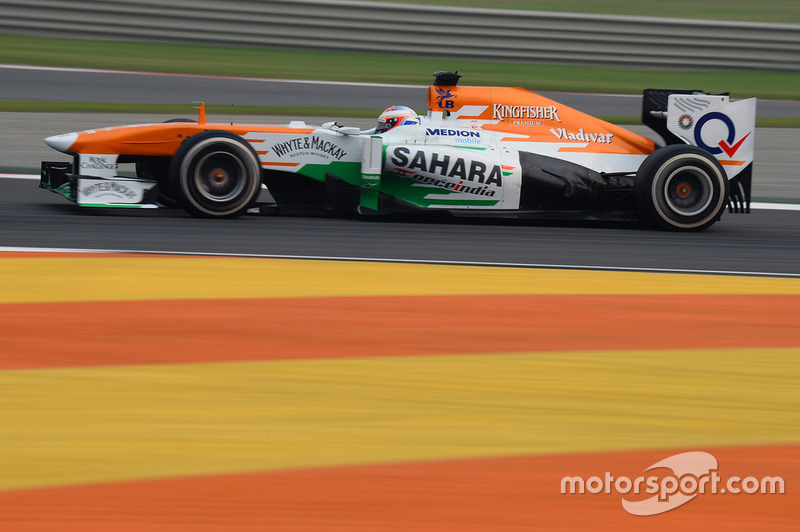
[{"x1": 41, "y1": 71, "x2": 756, "y2": 231}]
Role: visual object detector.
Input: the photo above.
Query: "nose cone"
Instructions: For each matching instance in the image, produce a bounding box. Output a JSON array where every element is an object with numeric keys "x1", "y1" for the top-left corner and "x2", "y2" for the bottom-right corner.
[{"x1": 45, "y1": 132, "x2": 78, "y2": 153}]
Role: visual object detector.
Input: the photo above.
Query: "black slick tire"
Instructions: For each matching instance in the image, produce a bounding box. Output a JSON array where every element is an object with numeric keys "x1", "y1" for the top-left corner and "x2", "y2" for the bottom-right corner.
[
  {"x1": 169, "y1": 131, "x2": 262, "y2": 218},
  {"x1": 634, "y1": 145, "x2": 728, "y2": 231}
]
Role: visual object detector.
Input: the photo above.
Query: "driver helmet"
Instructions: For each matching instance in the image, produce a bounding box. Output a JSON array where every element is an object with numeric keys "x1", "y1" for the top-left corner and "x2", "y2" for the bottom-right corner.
[{"x1": 375, "y1": 105, "x2": 418, "y2": 134}]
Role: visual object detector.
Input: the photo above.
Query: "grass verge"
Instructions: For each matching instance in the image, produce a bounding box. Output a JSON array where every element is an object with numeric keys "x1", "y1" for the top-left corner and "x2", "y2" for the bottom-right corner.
[{"x1": 370, "y1": 0, "x2": 800, "y2": 23}]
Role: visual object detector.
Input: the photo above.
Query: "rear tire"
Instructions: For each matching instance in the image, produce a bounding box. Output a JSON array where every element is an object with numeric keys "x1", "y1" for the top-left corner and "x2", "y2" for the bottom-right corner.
[
  {"x1": 170, "y1": 131, "x2": 262, "y2": 218},
  {"x1": 635, "y1": 145, "x2": 728, "y2": 231}
]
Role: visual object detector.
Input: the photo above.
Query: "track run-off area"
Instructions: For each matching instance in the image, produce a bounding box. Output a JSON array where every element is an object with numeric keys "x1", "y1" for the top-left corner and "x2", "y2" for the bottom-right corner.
[{"x1": 1, "y1": 247, "x2": 799, "y2": 531}]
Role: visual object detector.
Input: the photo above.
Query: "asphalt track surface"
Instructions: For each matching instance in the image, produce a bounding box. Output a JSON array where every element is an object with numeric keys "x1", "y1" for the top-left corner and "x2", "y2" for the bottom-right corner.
[
  {"x1": 3, "y1": 64, "x2": 800, "y2": 118},
  {"x1": 2, "y1": 176, "x2": 800, "y2": 275},
  {"x1": 1, "y1": 65, "x2": 799, "y2": 274}
]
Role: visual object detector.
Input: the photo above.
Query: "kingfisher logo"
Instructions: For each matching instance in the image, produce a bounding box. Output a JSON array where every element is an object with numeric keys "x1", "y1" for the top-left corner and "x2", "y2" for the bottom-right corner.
[
  {"x1": 493, "y1": 105, "x2": 561, "y2": 123},
  {"x1": 694, "y1": 112, "x2": 751, "y2": 157},
  {"x1": 434, "y1": 87, "x2": 457, "y2": 109}
]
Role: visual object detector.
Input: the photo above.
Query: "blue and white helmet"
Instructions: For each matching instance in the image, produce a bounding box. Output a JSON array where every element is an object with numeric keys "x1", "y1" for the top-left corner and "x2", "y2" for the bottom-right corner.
[{"x1": 375, "y1": 105, "x2": 418, "y2": 134}]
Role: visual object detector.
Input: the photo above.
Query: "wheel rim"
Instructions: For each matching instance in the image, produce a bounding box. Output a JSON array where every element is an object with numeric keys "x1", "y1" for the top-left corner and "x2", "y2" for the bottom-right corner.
[
  {"x1": 663, "y1": 166, "x2": 713, "y2": 217},
  {"x1": 192, "y1": 151, "x2": 247, "y2": 202}
]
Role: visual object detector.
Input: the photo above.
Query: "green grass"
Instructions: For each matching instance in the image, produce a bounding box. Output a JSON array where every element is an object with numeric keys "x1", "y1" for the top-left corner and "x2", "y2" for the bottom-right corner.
[
  {"x1": 2, "y1": 34, "x2": 798, "y2": 102},
  {"x1": 371, "y1": 0, "x2": 800, "y2": 23}
]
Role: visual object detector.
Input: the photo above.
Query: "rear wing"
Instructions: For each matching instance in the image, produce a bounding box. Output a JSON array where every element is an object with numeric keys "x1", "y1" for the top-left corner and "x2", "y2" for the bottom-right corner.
[{"x1": 643, "y1": 89, "x2": 756, "y2": 213}]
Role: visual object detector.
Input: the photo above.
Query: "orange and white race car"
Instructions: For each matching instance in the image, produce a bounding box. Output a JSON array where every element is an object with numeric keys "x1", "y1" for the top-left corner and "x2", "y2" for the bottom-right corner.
[{"x1": 41, "y1": 71, "x2": 755, "y2": 231}]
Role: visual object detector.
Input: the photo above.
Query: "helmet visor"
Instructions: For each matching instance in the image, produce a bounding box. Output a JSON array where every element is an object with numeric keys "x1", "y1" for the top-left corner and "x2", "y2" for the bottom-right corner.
[{"x1": 375, "y1": 117, "x2": 399, "y2": 134}]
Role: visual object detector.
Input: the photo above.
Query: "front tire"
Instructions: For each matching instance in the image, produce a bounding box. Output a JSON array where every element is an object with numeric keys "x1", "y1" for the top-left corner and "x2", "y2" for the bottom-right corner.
[
  {"x1": 635, "y1": 145, "x2": 728, "y2": 231},
  {"x1": 170, "y1": 131, "x2": 262, "y2": 218}
]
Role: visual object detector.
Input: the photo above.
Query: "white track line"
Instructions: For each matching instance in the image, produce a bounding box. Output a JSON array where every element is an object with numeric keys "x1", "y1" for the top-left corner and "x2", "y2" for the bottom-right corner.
[
  {"x1": 1, "y1": 246, "x2": 799, "y2": 278},
  {"x1": 751, "y1": 202, "x2": 800, "y2": 211},
  {"x1": 1, "y1": 173, "x2": 39, "y2": 180},
  {"x1": 0, "y1": 64, "x2": 426, "y2": 90}
]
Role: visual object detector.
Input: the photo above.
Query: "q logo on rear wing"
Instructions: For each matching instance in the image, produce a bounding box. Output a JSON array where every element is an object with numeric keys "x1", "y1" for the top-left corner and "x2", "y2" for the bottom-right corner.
[
  {"x1": 693, "y1": 112, "x2": 751, "y2": 158},
  {"x1": 666, "y1": 94, "x2": 756, "y2": 179}
]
